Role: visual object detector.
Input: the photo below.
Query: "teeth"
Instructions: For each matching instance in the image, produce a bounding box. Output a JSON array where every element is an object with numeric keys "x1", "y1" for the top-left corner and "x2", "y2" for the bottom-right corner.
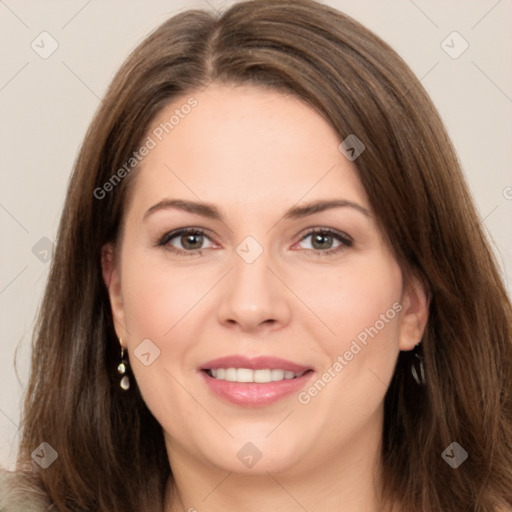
[
  {"x1": 208, "y1": 367, "x2": 303, "y2": 383},
  {"x1": 225, "y1": 368, "x2": 237, "y2": 381},
  {"x1": 256, "y1": 369, "x2": 273, "y2": 383},
  {"x1": 272, "y1": 369, "x2": 285, "y2": 381}
]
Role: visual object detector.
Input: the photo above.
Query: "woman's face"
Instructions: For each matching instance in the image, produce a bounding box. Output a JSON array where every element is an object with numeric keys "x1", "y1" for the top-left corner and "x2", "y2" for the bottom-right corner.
[{"x1": 104, "y1": 84, "x2": 427, "y2": 478}]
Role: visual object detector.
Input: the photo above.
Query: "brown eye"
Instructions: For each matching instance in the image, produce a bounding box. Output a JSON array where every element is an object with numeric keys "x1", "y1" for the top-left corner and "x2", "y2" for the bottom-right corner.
[
  {"x1": 297, "y1": 228, "x2": 353, "y2": 256},
  {"x1": 157, "y1": 228, "x2": 214, "y2": 256},
  {"x1": 180, "y1": 232, "x2": 204, "y2": 250},
  {"x1": 311, "y1": 232, "x2": 335, "y2": 250}
]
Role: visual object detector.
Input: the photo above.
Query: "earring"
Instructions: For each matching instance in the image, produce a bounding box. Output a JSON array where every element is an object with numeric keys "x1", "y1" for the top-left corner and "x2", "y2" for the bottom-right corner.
[
  {"x1": 411, "y1": 342, "x2": 426, "y2": 386},
  {"x1": 118, "y1": 342, "x2": 130, "y2": 391}
]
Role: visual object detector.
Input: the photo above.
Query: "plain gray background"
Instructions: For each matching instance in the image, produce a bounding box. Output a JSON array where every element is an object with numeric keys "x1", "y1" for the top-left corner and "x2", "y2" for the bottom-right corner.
[{"x1": 1, "y1": 0, "x2": 511, "y2": 469}]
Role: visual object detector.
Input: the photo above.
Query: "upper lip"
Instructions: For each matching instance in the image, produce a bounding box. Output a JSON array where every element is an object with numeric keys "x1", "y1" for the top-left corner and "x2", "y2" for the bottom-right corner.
[{"x1": 199, "y1": 355, "x2": 311, "y2": 374}]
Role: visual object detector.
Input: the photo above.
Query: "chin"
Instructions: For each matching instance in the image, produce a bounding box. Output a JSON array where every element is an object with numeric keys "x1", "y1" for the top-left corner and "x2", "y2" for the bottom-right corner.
[{"x1": 199, "y1": 433, "x2": 308, "y2": 475}]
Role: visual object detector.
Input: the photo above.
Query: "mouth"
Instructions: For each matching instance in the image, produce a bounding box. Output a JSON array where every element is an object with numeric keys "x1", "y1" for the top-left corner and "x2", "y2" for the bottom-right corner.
[{"x1": 199, "y1": 355, "x2": 315, "y2": 407}]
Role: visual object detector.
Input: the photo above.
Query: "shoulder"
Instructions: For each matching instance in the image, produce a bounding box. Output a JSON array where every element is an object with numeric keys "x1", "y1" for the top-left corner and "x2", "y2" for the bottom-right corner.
[{"x1": 0, "y1": 467, "x2": 51, "y2": 512}]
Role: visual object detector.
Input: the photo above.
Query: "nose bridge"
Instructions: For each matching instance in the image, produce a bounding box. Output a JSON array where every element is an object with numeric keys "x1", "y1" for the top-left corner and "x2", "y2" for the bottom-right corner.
[{"x1": 216, "y1": 238, "x2": 291, "y2": 331}]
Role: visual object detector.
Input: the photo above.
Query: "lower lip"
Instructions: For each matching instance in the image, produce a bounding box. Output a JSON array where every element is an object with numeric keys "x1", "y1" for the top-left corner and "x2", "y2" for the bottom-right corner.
[{"x1": 200, "y1": 370, "x2": 314, "y2": 407}]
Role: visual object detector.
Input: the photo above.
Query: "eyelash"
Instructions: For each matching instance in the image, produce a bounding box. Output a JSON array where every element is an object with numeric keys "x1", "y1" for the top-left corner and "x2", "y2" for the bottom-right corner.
[{"x1": 156, "y1": 227, "x2": 353, "y2": 257}]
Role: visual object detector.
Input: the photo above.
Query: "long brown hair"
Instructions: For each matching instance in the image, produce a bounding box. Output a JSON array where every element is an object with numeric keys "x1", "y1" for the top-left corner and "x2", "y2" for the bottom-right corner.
[{"x1": 11, "y1": 0, "x2": 512, "y2": 510}]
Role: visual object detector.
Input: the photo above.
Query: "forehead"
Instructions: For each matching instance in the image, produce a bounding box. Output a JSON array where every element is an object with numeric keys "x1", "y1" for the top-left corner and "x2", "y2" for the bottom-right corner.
[{"x1": 128, "y1": 84, "x2": 369, "y2": 216}]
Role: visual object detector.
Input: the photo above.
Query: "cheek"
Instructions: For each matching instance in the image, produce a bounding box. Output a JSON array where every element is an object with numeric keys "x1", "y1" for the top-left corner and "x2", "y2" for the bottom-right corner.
[
  {"x1": 301, "y1": 254, "x2": 403, "y2": 353},
  {"x1": 121, "y1": 254, "x2": 207, "y2": 342},
  {"x1": 295, "y1": 255, "x2": 403, "y2": 418},
  {"x1": 118, "y1": 255, "x2": 207, "y2": 430},
  {"x1": 118, "y1": 251, "x2": 203, "y2": 396},
  {"x1": 291, "y1": 260, "x2": 403, "y2": 436}
]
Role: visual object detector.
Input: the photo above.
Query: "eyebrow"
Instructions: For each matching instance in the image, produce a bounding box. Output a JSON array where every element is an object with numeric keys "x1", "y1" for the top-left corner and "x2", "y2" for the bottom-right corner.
[{"x1": 143, "y1": 198, "x2": 370, "y2": 222}]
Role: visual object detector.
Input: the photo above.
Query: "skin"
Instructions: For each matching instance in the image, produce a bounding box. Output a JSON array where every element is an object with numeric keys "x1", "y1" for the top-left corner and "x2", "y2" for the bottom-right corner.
[{"x1": 103, "y1": 84, "x2": 429, "y2": 512}]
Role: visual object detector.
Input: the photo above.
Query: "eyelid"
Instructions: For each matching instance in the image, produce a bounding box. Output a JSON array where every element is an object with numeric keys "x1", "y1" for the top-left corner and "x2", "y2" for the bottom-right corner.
[{"x1": 296, "y1": 226, "x2": 353, "y2": 243}]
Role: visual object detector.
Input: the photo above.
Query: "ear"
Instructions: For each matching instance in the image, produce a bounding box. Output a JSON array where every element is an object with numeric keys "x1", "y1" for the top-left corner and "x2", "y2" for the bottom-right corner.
[
  {"x1": 101, "y1": 243, "x2": 127, "y2": 341},
  {"x1": 398, "y1": 273, "x2": 430, "y2": 351}
]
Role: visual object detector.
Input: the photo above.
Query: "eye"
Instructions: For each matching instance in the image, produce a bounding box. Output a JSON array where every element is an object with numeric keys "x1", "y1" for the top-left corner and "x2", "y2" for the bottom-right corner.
[
  {"x1": 156, "y1": 228, "x2": 216, "y2": 256},
  {"x1": 295, "y1": 228, "x2": 353, "y2": 256},
  {"x1": 156, "y1": 227, "x2": 353, "y2": 257}
]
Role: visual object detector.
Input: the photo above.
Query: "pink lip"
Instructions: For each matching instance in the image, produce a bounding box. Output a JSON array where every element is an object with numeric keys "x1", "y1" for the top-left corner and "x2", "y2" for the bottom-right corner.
[
  {"x1": 199, "y1": 355, "x2": 314, "y2": 407},
  {"x1": 199, "y1": 355, "x2": 310, "y2": 374}
]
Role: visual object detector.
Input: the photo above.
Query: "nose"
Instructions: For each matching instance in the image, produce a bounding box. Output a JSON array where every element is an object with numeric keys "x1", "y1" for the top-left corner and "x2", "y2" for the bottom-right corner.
[{"x1": 216, "y1": 249, "x2": 292, "y2": 333}]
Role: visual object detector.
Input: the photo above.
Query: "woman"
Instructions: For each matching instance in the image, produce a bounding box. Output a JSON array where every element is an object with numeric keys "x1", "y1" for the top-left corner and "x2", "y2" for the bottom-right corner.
[{"x1": 1, "y1": 0, "x2": 511, "y2": 510}]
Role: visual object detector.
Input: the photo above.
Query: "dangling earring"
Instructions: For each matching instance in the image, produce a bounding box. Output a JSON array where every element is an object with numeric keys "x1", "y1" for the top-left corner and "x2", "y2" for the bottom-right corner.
[
  {"x1": 411, "y1": 342, "x2": 426, "y2": 386},
  {"x1": 118, "y1": 341, "x2": 130, "y2": 391}
]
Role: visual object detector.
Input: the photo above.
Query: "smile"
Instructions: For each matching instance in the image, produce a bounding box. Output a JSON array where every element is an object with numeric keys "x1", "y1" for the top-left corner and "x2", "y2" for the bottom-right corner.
[{"x1": 199, "y1": 355, "x2": 314, "y2": 406}]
